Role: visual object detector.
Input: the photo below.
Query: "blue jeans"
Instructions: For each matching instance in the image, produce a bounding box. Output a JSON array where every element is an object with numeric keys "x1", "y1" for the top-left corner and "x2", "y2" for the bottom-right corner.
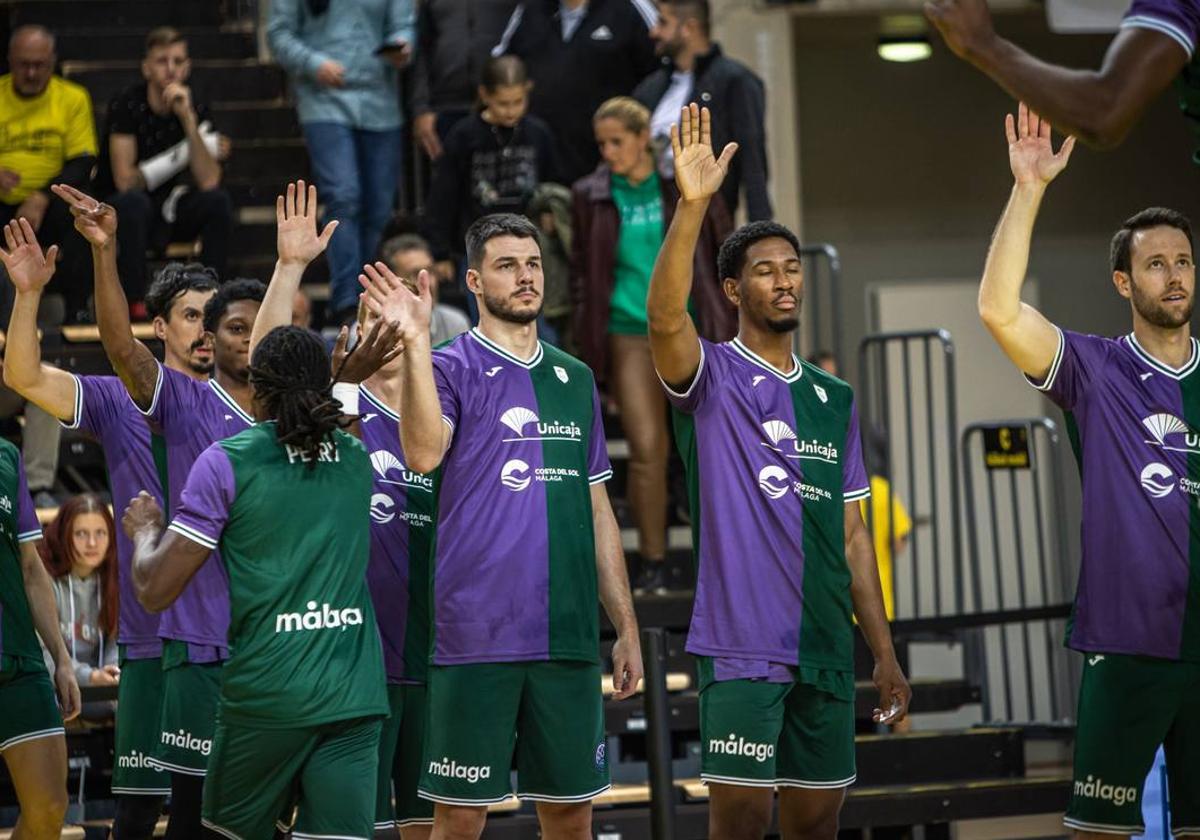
[{"x1": 302, "y1": 122, "x2": 403, "y2": 315}]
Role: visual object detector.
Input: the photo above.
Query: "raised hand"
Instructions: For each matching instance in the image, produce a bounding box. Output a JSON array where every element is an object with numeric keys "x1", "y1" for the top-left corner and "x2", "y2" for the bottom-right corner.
[
  {"x1": 925, "y1": 0, "x2": 996, "y2": 61},
  {"x1": 333, "y1": 317, "x2": 406, "y2": 385},
  {"x1": 277, "y1": 180, "x2": 338, "y2": 268},
  {"x1": 670, "y1": 103, "x2": 738, "y2": 203},
  {"x1": 1006, "y1": 103, "x2": 1076, "y2": 187},
  {"x1": 0, "y1": 219, "x2": 58, "y2": 294},
  {"x1": 359, "y1": 263, "x2": 434, "y2": 343},
  {"x1": 50, "y1": 183, "x2": 118, "y2": 248}
]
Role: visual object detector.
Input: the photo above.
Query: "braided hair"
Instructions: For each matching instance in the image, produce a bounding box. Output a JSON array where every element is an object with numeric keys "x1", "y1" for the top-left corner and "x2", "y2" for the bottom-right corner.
[{"x1": 249, "y1": 326, "x2": 350, "y2": 467}]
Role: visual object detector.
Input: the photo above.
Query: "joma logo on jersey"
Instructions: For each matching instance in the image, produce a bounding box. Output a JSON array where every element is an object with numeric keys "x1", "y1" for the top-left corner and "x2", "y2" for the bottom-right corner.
[
  {"x1": 428, "y1": 757, "x2": 491, "y2": 783},
  {"x1": 499, "y1": 407, "x2": 582, "y2": 443},
  {"x1": 275, "y1": 601, "x2": 364, "y2": 633},
  {"x1": 116, "y1": 749, "x2": 157, "y2": 769},
  {"x1": 709, "y1": 733, "x2": 775, "y2": 763},
  {"x1": 760, "y1": 420, "x2": 838, "y2": 464},
  {"x1": 1143, "y1": 413, "x2": 1200, "y2": 454},
  {"x1": 161, "y1": 729, "x2": 211, "y2": 756},
  {"x1": 1073, "y1": 775, "x2": 1138, "y2": 807},
  {"x1": 370, "y1": 451, "x2": 434, "y2": 492}
]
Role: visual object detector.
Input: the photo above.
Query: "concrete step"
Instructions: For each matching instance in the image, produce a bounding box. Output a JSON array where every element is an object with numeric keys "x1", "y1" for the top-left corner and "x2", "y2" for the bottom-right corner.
[
  {"x1": 62, "y1": 60, "x2": 286, "y2": 108},
  {"x1": 55, "y1": 27, "x2": 257, "y2": 63},
  {"x1": 13, "y1": 0, "x2": 226, "y2": 29},
  {"x1": 213, "y1": 100, "x2": 301, "y2": 141},
  {"x1": 223, "y1": 138, "x2": 309, "y2": 181}
]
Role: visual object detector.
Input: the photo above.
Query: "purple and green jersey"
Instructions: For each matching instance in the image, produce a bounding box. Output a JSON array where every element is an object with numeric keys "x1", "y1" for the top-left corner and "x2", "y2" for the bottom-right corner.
[
  {"x1": 141, "y1": 363, "x2": 254, "y2": 660},
  {"x1": 0, "y1": 440, "x2": 46, "y2": 671},
  {"x1": 431, "y1": 329, "x2": 612, "y2": 665},
  {"x1": 167, "y1": 424, "x2": 387, "y2": 727},
  {"x1": 666, "y1": 338, "x2": 869, "y2": 675},
  {"x1": 1120, "y1": 0, "x2": 1200, "y2": 165},
  {"x1": 360, "y1": 385, "x2": 436, "y2": 684},
  {"x1": 64, "y1": 375, "x2": 165, "y2": 659},
  {"x1": 1029, "y1": 328, "x2": 1200, "y2": 661}
]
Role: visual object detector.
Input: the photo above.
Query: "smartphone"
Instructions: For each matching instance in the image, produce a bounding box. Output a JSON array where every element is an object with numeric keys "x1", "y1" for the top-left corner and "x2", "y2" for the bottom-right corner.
[{"x1": 375, "y1": 41, "x2": 408, "y2": 55}]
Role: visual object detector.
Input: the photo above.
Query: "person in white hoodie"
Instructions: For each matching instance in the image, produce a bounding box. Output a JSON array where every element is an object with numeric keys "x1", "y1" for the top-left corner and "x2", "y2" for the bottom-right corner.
[{"x1": 40, "y1": 493, "x2": 119, "y2": 720}]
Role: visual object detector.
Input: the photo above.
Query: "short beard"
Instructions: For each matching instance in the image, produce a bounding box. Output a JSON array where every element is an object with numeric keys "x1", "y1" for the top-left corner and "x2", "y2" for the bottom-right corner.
[
  {"x1": 483, "y1": 291, "x2": 541, "y2": 325},
  {"x1": 189, "y1": 357, "x2": 215, "y2": 376},
  {"x1": 1131, "y1": 281, "x2": 1193, "y2": 329}
]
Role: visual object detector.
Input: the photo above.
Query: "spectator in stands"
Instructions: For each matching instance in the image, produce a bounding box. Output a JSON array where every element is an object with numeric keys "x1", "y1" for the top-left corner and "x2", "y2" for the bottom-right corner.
[
  {"x1": 268, "y1": 0, "x2": 416, "y2": 325},
  {"x1": 634, "y1": 0, "x2": 771, "y2": 220},
  {"x1": 807, "y1": 349, "x2": 837, "y2": 376},
  {"x1": 97, "y1": 27, "x2": 233, "y2": 314},
  {"x1": 572, "y1": 97, "x2": 733, "y2": 592},
  {"x1": 0, "y1": 25, "x2": 97, "y2": 322},
  {"x1": 292, "y1": 287, "x2": 313, "y2": 329},
  {"x1": 492, "y1": 0, "x2": 658, "y2": 184},
  {"x1": 411, "y1": 0, "x2": 522, "y2": 159},
  {"x1": 380, "y1": 233, "x2": 470, "y2": 346},
  {"x1": 39, "y1": 493, "x2": 120, "y2": 721},
  {"x1": 423, "y1": 56, "x2": 559, "y2": 313},
  {"x1": 861, "y1": 427, "x2": 911, "y2": 624}
]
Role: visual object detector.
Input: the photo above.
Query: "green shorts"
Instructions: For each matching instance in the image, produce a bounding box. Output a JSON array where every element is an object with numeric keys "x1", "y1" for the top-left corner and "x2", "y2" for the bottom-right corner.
[
  {"x1": 153, "y1": 647, "x2": 222, "y2": 776},
  {"x1": 0, "y1": 665, "x2": 64, "y2": 752},
  {"x1": 1065, "y1": 653, "x2": 1200, "y2": 836},
  {"x1": 112, "y1": 651, "x2": 170, "y2": 795},
  {"x1": 375, "y1": 683, "x2": 434, "y2": 830},
  {"x1": 202, "y1": 713, "x2": 383, "y2": 840},
  {"x1": 419, "y1": 660, "x2": 609, "y2": 805},
  {"x1": 698, "y1": 658, "x2": 856, "y2": 789}
]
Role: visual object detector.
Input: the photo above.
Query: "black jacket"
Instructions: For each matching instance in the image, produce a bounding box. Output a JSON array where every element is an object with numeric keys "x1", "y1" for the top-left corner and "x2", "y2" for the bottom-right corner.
[
  {"x1": 412, "y1": 0, "x2": 522, "y2": 115},
  {"x1": 494, "y1": 0, "x2": 658, "y2": 183},
  {"x1": 633, "y1": 44, "x2": 771, "y2": 221}
]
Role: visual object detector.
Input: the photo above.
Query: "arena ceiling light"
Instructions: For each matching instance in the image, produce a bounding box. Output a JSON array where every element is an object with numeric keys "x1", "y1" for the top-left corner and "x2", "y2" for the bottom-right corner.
[{"x1": 877, "y1": 14, "x2": 932, "y2": 62}]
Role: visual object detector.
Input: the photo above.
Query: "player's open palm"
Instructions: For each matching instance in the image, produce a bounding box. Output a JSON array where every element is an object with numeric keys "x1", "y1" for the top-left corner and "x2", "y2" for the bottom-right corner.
[
  {"x1": 277, "y1": 180, "x2": 337, "y2": 267},
  {"x1": 360, "y1": 262, "x2": 434, "y2": 344},
  {"x1": 671, "y1": 103, "x2": 738, "y2": 203},
  {"x1": 1006, "y1": 102, "x2": 1075, "y2": 186},
  {"x1": 0, "y1": 218, "x2": 58, "y2": 294},
  {"x1": 50, "y1": 183, "x2": 118, "y2": 248}
]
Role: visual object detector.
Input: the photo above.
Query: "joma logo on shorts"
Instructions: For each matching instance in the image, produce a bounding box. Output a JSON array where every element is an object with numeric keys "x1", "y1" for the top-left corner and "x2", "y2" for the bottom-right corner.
[
  {"x1": 709, "y1": 733, "x2": 775, "y2": 763},
  {"x1": 1074, "y1": 776, "x2": 1138, "y2": 807},
  {"x1": 428, "y1": 757, "x2": 492, "y2": 783},
  {"x1": 116, "y1": 749, "x2": 156, "y2": 769},
  {"x1": 161, "y1": 729, "x2": 212, "y2": 756},
  {"x1": 275, "y1": 601, "x2": 364, "y2": 633}
]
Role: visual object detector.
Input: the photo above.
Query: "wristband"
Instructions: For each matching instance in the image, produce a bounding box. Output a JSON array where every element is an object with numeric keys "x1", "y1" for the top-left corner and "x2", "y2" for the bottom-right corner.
[{"x1": 332, "y1": 382, "x2": 360, "y2": 415}]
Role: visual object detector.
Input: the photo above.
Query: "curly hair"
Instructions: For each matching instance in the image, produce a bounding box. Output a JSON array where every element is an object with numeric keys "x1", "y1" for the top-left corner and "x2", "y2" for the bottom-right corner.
[
  {"x1": 716, "y1": 221, "x2": 802, "y2": 283},
  {"x1": 203, "y1": 278, "x2": 266, "y2": 334},
  {"x1": 249, "y1": 326, "x2": 350, "y2": 467},
  {"x1": 145, "y1": 262, "x2": 219, "y2": 321}
]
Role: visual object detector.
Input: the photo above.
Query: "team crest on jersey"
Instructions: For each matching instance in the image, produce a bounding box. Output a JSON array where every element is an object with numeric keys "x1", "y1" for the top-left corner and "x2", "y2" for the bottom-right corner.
[
  {"x1": 555, "y1": 365, "x2": 569, "y2": 383},
  {"x1": 813, "y1": 384, "x2": 828, "y2": 403}
]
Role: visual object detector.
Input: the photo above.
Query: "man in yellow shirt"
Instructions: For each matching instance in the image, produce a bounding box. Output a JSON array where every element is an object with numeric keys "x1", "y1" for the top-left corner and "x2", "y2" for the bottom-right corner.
[{"x1": 0, "y1": 25, "x2": 98, "y2": 321}]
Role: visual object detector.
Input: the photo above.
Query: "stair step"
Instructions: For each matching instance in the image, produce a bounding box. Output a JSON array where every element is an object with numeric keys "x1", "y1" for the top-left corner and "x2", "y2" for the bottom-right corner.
[
  {"x1": 13, "y1": 0, "x2": 226, "y2": 28},
  {"x1": 224, "y1": 140, "x2": 309, "y2": 181},
  {"x1": 55, "y1": 28, "x2": 257, "y2": 63},
  {"x1": 63, "y1": 61, "x2": 286, "y2": 108},
  {"x1": 213, "y1": 100, "x2": 301, "y2": 141}
]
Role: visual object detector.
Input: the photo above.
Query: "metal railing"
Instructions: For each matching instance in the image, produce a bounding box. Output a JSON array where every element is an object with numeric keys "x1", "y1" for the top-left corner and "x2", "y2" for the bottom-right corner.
[{"x1": 799, "y1": 244, "x2": 844, "y2": 365}]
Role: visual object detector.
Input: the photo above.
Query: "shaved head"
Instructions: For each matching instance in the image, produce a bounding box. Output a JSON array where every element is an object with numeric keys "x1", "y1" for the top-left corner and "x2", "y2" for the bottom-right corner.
[{"x1": 8, "y1": 25, "x2": 56, "y2": 97}]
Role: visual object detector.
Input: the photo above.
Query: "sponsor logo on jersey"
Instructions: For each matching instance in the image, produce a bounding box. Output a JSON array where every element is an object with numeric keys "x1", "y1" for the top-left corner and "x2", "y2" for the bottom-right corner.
[
  {"x1": 371, "y1": 493, "x2": 396, "y2": 524},
  {"x1": 595, "y1": 742, "x2": 607, "y2": 771},
  {"x1": 285, "y1": 441, "x2": 340, "y2": 464},
  {"x1": 760, "y1": 419, "x2": 839, "y2": 464},
  {"x1": 1142, "y1": 412, "x2": 1200, "y2": 455},
  {"x1": 757, "y1": 465, "x2": 833, "y2": 503},
  {"x1": 116, "y1": 749, "x2": 157, "y2": 769},
  {"x1": 275, "y1": 601, "x2": 364, "y2": 633},
  {"x1": 370, "y1": 450, "x2": 434, "y2": 493},
  {"x1": 1140, "y1": 462, "x2": 1175, "y2": 498},
  {"x1": 708, "y1": 733, "x2": 775, "y2": 763},
  {"x1": 1073, "y1": 775, "x2": 1138, "y2": 807},
  {"x1": 160, "y1": 729, "x2": 212, "y2": 757},
  {"x1": 499, "y1": 407, "x2": 582, "y2": 443},
  {"x1": 500, "y1": 458, "x2": 580, "y2": 491},
  {"x1": 0, "y1": 495, "x2": 11, "y2": 514},
  {"x1": 427, "y1": 757, "x2": 491, "y2": 783}
]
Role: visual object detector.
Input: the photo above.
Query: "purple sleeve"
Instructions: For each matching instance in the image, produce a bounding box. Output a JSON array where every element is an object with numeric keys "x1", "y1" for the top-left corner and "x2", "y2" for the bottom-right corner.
[
  {"x1": 660, "y1": 338, "x2": 720, "y2": 414},
  {"x1": 432, "y1": 351, "x2": 461, "y2": 441},
  {"x1": 167, "y1": 444, "x2": 235, "y2": 549},
  {"x1": 1122, "y1": 0, "x2": 1199, "y2": 56},
  {"x1": 63, "y1": 374, "x2": 118, "y2": 435},
  {"x1": 1024, "y1": 328, "x2": 1108, "y2": 411},
  {"x1": 15, "y1": 453, "x2": 42, "y2": 543},
  {"x1": 842, "y1": 399, "x2": 870, "y2": 503},
  {"x1": 587, "y1": 385, "x2": 613, "y2": 484},
  {"x1": 140, "y1": 363, "x2": 198, "y2": 428}
]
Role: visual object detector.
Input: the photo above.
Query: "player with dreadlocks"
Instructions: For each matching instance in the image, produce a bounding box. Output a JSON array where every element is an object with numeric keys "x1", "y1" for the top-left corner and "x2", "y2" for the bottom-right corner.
[{"x1": 124, "y1": 320, "x2": 403, "y2": 840}]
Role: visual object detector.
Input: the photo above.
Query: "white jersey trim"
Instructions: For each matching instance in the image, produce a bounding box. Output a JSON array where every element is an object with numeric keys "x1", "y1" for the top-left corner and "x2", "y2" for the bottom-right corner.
[
  {"x1": 0, "y1": 726, "x2": 65, "y2": 752},
  {"x1": 18, "y1": 528, "x2": 43, "y2": 544},
  {"x1": 61, "y1": 374, "x2": 85, "y2": 430},
  {"x1": 416, "y1": 788, "x2": 515, "y2": 806},
  {"x1": 517, "y1": 783, "x2": 612, "y2": 803},
  {"x1": 1024, "y1": 326, "x2": 1065, "y2": 392},
  {"x1": 1123, "y1": 332, "x2": 1200, "y2": 380},
  {"x1": 844, "y1": 487, "x2": 871, "y2": 503},
  {"x1": 1062, "y1": 817, "x2": 1146, "y2": 836},
  {"x1": 730, "y1": 338, "x2": 802, "y2": 383},
  {"x1": 361, "y1": 384, "x2": 400, "y2": 421},
  {"x1": 209, "y1": 379, "x2": 255, "y2": 425},
  {"x1": 201, "y1": 820, "x2": 245, "y2": 840},
  {"x1": 658, "y1": 341, "x2": 706, "y2": 399},
  {"x1": 136, "y1": 361, "x2": 166, "y2": 418},
  {"x1": 589, "y1": 468, "x2": 614, "y2": 485},
  {"x1": 775, "y1": 773, "x2": 857, "y2": 789},
  {"x1": 169, "y1": 520, "x2": 220, "y2": 550},
  {"x1": 468, "y1": 327, "x2": 543, "y2": 369},
  {"x1": 1121, "y1": 15, "x2": 1195, "y2": 57}
]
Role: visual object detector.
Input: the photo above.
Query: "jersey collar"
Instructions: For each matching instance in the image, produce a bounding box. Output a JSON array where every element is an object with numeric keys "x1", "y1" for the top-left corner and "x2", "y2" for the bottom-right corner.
[
  {"x1": 730, "y1": 337, "x2": 802, "y2": 383},
  {"x1": 469, "y1": 327, "x2": 544, "y2": 369},
  {"x1": 1123, "y1": 333, "x2": 1200, "y2": 380},
  {"x1": 360, "y1": 384, "x2": 400, "y2": 421},
  {"x1": 208, "y1": 379, "x2": 255, "y2": 425}
]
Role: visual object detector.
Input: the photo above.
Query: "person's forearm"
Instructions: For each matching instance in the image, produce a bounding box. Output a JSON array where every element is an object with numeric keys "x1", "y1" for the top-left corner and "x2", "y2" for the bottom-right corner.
[
  {"x1": 131, "y1": 527, "x2": 173, "y2": 612},
  {"x1": 251, "y1": 261, "x2": 306, "y2": 356},
  {"x1": 3, "y1": 290, "x2": 46, "y2": 392},
  {"x1": 595, "y1": 507, "x2": 638, "y2": 639},
  {"x1": 398, "y1": 337, "x2": 446, "y2": 473},
  {"x1": 978, "y1": 183, "x2": 1043, "y2": 328},
  {"x1": 183, "y1": 115, "x2": 221, "y2": 191},
  {"x1": 93, "y1": 243, "x2": 158, "y2": 408},
  {"x1": 847, "y1": 528, "x2": 896, "y2": 663},
  {"x1": 25, "y1": 556, "x2": 71, "y2": 666},
  {"x1": 646, "y1": 198, "x2": 709, "y2": 332}
]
